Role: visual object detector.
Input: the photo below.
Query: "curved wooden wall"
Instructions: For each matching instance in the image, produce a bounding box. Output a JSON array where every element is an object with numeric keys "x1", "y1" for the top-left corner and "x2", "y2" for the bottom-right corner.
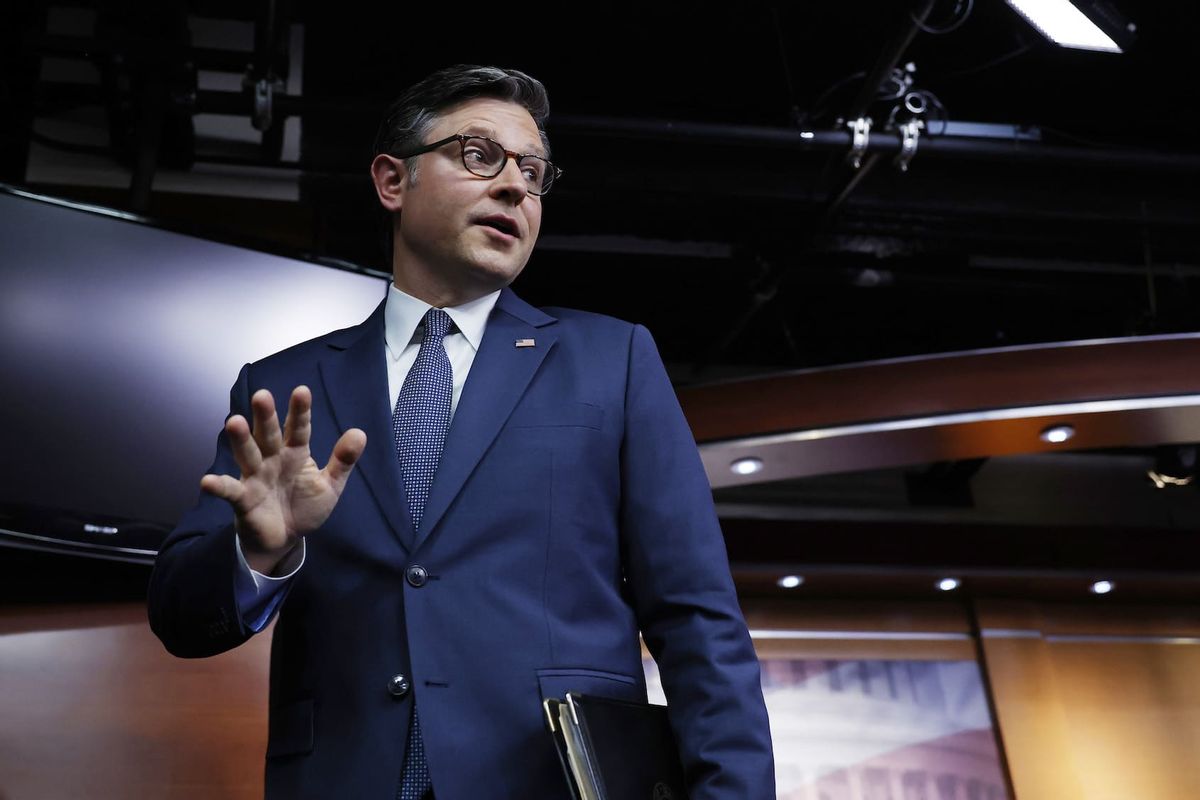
[{"x1": 678, "y1": 335, "x2": 1200, "y2": 486}]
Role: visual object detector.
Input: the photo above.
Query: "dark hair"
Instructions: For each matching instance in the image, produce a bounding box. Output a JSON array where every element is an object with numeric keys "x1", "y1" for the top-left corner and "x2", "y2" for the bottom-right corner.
[{"x1": 373, "y1": 64, "x2": 552, "y2": 163}]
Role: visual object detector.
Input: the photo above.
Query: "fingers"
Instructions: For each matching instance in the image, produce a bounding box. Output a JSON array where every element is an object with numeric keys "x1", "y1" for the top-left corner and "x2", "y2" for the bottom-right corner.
[
  {"x1": 224, "y1": 413, "x2": 263, "y2": 476},
  {"x1": 250, "y1": 389, "x2": 284, "y2": 458},
  {"x1": 324, "y1": 428, "x2": 367, "y2": 492},
  {"x1": 200, "y1": 472, "x2": 245, "y2": 506},
  {"x1": 282, "y1": 386, "x2": 313, "y2": 448},
  {"x1": 223, "y1": 386, "x2": 316, "y2": 480}
]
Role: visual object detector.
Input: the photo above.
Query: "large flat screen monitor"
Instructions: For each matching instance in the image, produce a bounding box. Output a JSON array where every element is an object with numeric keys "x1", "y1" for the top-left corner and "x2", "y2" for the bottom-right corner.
[{"x1": 0, "y1": 186, "x2": 388, "y2": 563}]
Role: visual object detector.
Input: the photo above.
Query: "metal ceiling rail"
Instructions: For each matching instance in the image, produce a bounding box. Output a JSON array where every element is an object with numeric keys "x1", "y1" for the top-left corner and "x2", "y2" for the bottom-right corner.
[
  {"x1": 33, "y1": 77, "x2": 1196, "y2": 174},
  {"x1": 550, "y1": 114, "x2": 1200, "y2": 174}
]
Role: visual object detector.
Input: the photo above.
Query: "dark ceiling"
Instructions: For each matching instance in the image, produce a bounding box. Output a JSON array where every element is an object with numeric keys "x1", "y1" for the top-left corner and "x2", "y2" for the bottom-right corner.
[{"x1": 5, "y1": 0, "x2": 1199, "y2": 379}]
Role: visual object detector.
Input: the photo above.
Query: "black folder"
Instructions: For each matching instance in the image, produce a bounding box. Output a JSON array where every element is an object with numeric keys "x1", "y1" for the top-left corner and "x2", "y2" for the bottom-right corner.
[{"x1": 543, "y1": 692, "x2": 689, "y2": 800}]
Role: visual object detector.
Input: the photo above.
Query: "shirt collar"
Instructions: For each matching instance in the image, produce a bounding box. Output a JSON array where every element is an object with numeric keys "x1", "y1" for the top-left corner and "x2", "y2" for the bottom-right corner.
[{"x1": 383, "y1": 283, "x2": 501, "y2": 359}]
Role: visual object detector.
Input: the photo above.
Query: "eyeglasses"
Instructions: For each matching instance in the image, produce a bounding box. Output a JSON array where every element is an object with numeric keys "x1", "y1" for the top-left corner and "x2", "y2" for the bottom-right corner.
[{"x1": 393, "y1": 134, "x2": 563, "y2": 196}]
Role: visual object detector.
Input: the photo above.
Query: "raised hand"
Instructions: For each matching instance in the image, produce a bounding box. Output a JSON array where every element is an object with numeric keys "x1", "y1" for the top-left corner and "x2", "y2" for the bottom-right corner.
[{"x1": 200, "y1": 386, "x2": 367, "y2": 574}]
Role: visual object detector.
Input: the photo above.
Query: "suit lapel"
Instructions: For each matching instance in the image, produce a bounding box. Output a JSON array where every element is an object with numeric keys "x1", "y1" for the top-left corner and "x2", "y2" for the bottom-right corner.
[
  {"x1": 417, "y1": 288, "x2": 558, "y2": 546},
  {"x1": 319, "y1": 300, "x2": 416, "y2": 553}
]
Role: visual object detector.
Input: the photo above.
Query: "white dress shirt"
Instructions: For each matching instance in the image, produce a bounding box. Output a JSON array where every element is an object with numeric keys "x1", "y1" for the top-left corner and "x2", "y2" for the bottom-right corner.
[{"x1": 234, "y1": 284, "x2": 501, "y2": 629}]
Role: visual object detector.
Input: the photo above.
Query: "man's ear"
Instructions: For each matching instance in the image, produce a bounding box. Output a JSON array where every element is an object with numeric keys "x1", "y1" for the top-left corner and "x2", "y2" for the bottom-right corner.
[{"x1": 370, "y1": 153, "x2": 408, "y2": 212}]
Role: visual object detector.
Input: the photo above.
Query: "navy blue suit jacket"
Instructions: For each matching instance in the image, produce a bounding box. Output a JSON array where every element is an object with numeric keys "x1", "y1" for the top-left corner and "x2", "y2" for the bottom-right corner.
[{"x1": 148, "y1": 288, "x2": 774, "y2": 799}]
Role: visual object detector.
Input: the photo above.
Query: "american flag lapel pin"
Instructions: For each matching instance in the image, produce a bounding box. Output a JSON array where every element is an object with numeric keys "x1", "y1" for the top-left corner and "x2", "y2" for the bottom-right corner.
[{"x1": 515, "y1": 338, "x2": 536, "y2": 348}]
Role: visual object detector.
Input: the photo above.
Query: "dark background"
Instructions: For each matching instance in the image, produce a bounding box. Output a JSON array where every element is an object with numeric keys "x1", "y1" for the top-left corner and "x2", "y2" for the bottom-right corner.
[
  {"x1": 5, "y1": 1, "x2": 1199, "y2": 376},
  {"x1": 3, "y1": 0, "x2": 1200, "y2": 600}
]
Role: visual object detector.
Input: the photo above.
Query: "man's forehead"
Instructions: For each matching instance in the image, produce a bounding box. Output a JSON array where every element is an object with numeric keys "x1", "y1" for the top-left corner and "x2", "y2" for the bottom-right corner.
[{"x1": 433, "y1": 98, "x2": 544, "y2": 154}]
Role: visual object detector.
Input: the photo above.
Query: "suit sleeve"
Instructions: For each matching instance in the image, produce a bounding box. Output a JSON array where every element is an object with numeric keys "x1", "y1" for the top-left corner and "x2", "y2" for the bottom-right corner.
[
  {"x1": 147, "y1": 364, "x2": 269, "y2": 657},
  {"x1": 618, "y1": 324, "x2": 776, "y2": 800}
]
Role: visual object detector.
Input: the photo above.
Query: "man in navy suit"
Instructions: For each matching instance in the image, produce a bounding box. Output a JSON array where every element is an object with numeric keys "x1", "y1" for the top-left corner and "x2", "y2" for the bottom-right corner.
[{"x1": 148, "y1": 65, "x2": 774, "y2": 799}]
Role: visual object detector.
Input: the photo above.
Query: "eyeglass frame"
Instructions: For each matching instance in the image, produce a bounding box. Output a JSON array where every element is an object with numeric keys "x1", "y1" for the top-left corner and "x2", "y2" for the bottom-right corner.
[{"x1": 390, "y1": 134, "x2": 563, "y2": 196}]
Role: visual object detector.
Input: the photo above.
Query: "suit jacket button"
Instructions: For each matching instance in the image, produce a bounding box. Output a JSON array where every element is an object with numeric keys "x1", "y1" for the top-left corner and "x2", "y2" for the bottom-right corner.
[
  {"x1": 406, "y1": 565, "x2": 428, "y2": 588},
  {"x1": 387, "y1": 674, "x2": 410, "y2": 698}
]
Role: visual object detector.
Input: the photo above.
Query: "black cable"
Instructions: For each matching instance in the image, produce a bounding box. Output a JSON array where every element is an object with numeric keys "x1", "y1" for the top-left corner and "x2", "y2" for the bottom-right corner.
[
  {"x1": 770, "y1": 6, "x2": 802, "y2": 123},
  {"x1": 941, "y1": 40, "x2": 1034, "y2": 78},
  {"x1": 879, "y1": 68, "x2": 909, "y2": 102},
  {"x1": 911, "y1": 0, "x2": 974, "y2": 34},
  {"x1": 1041, "y1": 125, "x2": 1138, "y2": 150},
  {"x1": 801, "y1": 68, "x2": 910, "y2": 128},
  {"x1": 800, "y1": 70, "x2": 865, "y2": 127}
]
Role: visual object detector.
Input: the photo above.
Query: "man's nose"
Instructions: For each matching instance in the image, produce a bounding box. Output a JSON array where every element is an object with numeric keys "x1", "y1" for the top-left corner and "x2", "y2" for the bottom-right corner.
[{"x1": 489, "y1": 157, "x2": 529, "y2": 202}]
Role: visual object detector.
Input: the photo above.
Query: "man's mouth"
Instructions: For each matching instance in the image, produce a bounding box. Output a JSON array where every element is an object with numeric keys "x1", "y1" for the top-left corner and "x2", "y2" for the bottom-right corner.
[{"x1": 476, "y1": 215, "x2": 520, "y2": 239}]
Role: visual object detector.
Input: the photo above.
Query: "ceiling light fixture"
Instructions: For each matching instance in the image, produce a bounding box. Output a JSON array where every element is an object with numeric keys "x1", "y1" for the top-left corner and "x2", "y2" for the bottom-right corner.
[
  {"x1": 937, "y1": 577, "x2": 961, "y2": 592},
  {"x1": 1147, "y1": 470, "x2": 1193, "y2": 489},
  {"x1": 1004, "y1": 0, "x2": 1133, "y2": 53},
  {"x1": 1039, "y1": 423, "x2": 1075, "y2": 444},
  {"x1": 1090, "y1": 579, "x2": 1114, "y2": 595},
  {"x1": 1147, "y1": 445, "x2": 1197, "y2": 489},
  {"x1": 730, "y1": 457, "x2": 764, "y2": 476},
  {"x1": 777, "y1": 575, "x2": 804, "y2": 589}
]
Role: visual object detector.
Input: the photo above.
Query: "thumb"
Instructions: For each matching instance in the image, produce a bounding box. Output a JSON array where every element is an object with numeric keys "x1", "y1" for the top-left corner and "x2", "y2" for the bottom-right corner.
[{"x1": 200, "y1": 473, "x2": 246, "y2": 507}]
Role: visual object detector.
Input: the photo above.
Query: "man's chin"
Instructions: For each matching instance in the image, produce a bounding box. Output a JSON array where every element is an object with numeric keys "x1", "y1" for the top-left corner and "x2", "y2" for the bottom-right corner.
[{"x1": 464, "y1": 256, "x2": 528, "y2": 291}]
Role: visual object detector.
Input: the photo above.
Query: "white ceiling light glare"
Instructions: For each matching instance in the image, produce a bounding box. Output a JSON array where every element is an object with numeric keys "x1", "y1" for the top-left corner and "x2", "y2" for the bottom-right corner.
[
  {"x1": 1005, "y1": 0, "x2": 1124, "y2": 53},
  {"x1": 777, "y1": 575, "x2": 804, "y2": 589},
  {"x1": 1039, "y1": 423, "x2": 1075, "y2": 444},
  {"x1": 730, "y1": 456, "x2": 765, "y2": 476},
  {"x1": 1090, "y1": 579, "x2": 1115, "y2": 595},
  {"x1": 937, "y1": 577, "x2": 962, "y2": 592}
]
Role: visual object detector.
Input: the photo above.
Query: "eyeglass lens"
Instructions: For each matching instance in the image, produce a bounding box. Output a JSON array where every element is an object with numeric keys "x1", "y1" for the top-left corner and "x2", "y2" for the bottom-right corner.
[{"x1": 461, "y1": 137, "x2": 555, "y2": 194}]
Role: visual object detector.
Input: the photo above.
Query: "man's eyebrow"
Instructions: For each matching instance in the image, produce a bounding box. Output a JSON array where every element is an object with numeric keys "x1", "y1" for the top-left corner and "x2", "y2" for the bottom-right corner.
[
  {"x1": 459, "y1": 124, "x2": 498, "y2": 138},
  {"x1": 458, "y1": 124, "x2": 545, "y2": 157}
]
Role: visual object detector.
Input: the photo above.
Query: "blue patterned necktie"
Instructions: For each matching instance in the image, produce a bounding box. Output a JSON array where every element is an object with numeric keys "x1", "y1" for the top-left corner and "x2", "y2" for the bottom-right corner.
[{"x1": 393, "y1": 308, "x2": 453, "y2": 800}]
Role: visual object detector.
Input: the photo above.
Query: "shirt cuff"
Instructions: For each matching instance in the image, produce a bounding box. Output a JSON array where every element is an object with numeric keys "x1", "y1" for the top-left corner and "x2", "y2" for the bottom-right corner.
[{"x1": 233, "y1": 535, "x2": 305, "y2": 631}]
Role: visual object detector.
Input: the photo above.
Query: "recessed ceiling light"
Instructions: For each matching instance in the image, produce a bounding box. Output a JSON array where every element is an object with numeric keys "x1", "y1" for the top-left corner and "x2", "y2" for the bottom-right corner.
[
  {"x1": 731, "y1": 457, "x2": 764, "y2": 476},
  {"x1": 1090, "y1": 579, "x2": 1114, "y2": 595},
  {"x1": 937, "y1": 577, "x2": 961, "y2": 592},
  {"x1": 777, "y1": 575, "x2": 804, "y2": 589},
  {"x1": 1040, "y1": 424, "x2": 1075, "y2": 444}
]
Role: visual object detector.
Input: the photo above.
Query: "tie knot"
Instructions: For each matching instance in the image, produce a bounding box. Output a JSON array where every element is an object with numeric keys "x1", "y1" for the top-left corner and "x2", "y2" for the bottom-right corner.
[{"x1": 422, "y1": 308, "x2": 453, "y2": 340}]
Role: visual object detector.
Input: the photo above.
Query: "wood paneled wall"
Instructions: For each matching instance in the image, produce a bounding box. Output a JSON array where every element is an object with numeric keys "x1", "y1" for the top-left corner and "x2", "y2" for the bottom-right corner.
[
  {"x1": 5, "y1": 598, "x2": 1200, "y2": 799},
  {"x1": 978, "y1": 600, "x2": 1200, "y2": 800},
  {"x1": 0, "y1": 603, "x2": 271, "y2": 800}
]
